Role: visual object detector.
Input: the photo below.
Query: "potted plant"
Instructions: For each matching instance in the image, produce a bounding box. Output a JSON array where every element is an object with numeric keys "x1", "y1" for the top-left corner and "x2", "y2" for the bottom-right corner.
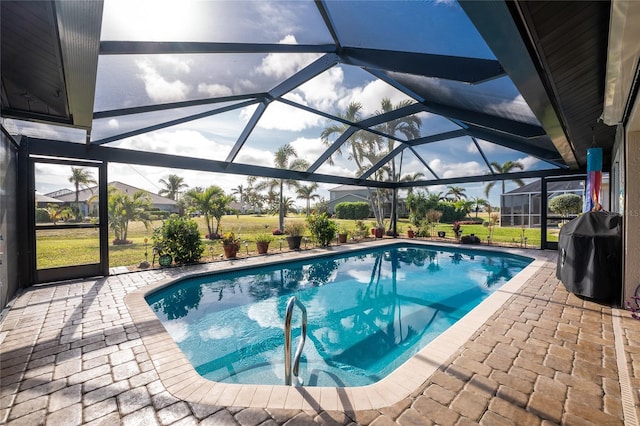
[
  {"x1": 284, "y1": 222, "x2": 305, "y2": 249},
  {"x1": 222, "y1": 231, "x2": 240, "y2": 258},
  {"x1": 255, "y1": 233, "x2": 273, "y2": 254},
  {"x1": 337, "y1": 225, "x2": 349, "y2": 243},
  {"x1": 374, "y1": 226, "x2": 384, "y2": 239},
  {"x1": 407, "y1": 227, "x2": 415, "y2": 238},
  {"x1": 151, "y1": 229, "x2": 172, "y2": 267}
]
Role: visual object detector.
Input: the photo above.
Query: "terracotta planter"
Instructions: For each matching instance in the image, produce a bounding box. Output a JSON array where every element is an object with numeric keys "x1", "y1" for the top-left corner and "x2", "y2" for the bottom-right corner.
[
  {"x1": 374, "y1": 228, "x2": 384, "y2": 238},
  {"x1": 286, "y1": 235, "x2": 302, "y2": 250},
  {"x1": 338, "y1": 233, "x2": 348, "y2": 243},
  {"x1": 407, "y1": 230, "x2": 415, "y2": 238},
  {"x1": 256, "y1": 241, "x2": 270, "y2": 254},
  {"x1": 223, "y1": 244, "x2": 239, "y2": 258}
]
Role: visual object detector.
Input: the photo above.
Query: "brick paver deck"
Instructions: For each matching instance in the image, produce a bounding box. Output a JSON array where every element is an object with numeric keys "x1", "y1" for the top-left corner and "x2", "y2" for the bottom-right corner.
[{"x1": 1, "y1": 243, "x2": 639, "y2": 425}]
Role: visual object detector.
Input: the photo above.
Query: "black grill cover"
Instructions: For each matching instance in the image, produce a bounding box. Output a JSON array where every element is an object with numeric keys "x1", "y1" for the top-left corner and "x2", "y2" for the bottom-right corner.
[{"x1": 556, "y1": 211, "x2": 622, "y2": 301}]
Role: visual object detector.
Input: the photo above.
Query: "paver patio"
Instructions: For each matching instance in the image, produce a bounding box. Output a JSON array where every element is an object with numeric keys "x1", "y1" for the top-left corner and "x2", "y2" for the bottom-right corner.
[{"x1": 1, "y1": 243, "x2": 639, "y2": 425}]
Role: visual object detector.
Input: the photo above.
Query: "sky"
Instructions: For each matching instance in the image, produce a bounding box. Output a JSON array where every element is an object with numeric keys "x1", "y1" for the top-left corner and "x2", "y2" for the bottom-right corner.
[{"x1": 27, "y1": 0, "x2": 559, "y2": 207}]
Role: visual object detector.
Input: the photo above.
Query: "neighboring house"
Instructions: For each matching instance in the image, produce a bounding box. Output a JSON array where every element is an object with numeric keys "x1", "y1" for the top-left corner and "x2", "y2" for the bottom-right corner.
[
  {"x1": 35, "y1": 192, "x2": 63, "y2": 207},
  {"x1": 327, "y1": 185, "x2": 408, "y2": 217},
  {"x1": 46, "y1": 181, "x2": 178, "y2": 218},
  {"x1": 500, "y1": 178, "x2": 610, "y2": 227},
  {"x1": 327, "y1": 185, "x2": 370, "y2": 214},
  {"x1": 229, "y1": 200, "x2": 254, "y2": 214}
]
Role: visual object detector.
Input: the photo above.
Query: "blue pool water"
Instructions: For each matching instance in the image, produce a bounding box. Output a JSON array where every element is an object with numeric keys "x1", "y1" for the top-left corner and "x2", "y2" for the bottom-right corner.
[{"x1": 146, "y1": 244, "x2": 531, "y2": 387}]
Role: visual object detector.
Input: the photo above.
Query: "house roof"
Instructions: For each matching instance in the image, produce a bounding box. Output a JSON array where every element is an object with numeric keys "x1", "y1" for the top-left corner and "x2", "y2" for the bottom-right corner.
[
  {"x1": 327, "y1": 193, "x2": 369, "y2": 205},
  {"x1": 329, "y1": 185, "x2": 370, "y2": 193},
  {"x1": 50, "y1": 181, "x2": 176, "y2": 205}
]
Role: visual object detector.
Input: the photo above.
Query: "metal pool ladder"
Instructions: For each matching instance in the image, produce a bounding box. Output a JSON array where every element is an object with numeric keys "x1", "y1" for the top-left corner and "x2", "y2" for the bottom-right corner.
[{"x1": 284, "y1": 296, "x2": 307, "y2": 386}]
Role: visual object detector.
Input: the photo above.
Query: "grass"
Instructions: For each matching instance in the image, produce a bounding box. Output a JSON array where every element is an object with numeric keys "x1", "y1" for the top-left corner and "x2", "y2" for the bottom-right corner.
[{"x1": 36, "y1": 214, "x2": 553, "y2": 270}]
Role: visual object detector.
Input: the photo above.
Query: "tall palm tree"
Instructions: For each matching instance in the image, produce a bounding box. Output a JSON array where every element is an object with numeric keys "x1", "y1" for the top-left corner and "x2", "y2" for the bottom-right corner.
[
  {"x1": 68, "y1": 167, "x2": 97, "y2": 221},
  {"x1": 445, "y1": 186, "x2": 467, "y2": 201},
  {"x1": 484, "y1": 161, "x2": 525, "y2": 209},
  {"x1": 320, "y1": 102, "x2": 376, "y2": 170},
  {"x1": 158, "y1": 174, "x2": 188, "y2": 200},
  {"x1": 272, "y1": 144, "x2": 309, "y2": 231},
  {"x1": 374, "y1": 98, "x2": 422, "y2": 232},
  {"x1": 296, "y1": 183, "x2": 320, "y2": 216}
]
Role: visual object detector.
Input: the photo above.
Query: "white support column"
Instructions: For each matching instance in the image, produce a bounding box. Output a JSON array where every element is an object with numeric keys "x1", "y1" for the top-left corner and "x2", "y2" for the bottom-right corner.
[{"x1": 623, "y1": 130, "x2": 640, "y2": 303}]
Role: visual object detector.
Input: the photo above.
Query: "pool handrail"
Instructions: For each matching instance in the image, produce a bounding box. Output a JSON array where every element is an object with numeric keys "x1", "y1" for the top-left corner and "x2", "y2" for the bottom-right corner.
[{"x1": 284, "y1": 296, "x2": 307, "y2": 386}]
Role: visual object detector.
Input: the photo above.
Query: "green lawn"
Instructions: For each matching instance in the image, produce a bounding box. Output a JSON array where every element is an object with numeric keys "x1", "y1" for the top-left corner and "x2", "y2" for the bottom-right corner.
[{"x1": 36, "y1": 214, "x2": 551, "y2": 270}]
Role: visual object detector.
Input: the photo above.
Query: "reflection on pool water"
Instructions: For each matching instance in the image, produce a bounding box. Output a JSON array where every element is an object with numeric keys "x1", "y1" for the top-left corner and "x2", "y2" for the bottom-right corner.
[{"x1": 146, "y1": 244, "x2": 532, "y2": 387}]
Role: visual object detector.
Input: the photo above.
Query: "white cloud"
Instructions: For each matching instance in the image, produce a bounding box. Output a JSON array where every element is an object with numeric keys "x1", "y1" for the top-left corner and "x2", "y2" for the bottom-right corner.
[
  {"x1": 197, "y1": 83, "x2": 233, "y2": 97},
  {"x1": 258, "y1": 101, "x2": 322, "y2": 131},
  {"x1": 342, "y1": 79, "x2": 412, "y2": 117},
  {"x1": 467, "y1": 139, "x2": 502, "y2": 154},
  {"x1": 136, "y1": 59, "x2": 190, "y2": 103},
  {"x1": 235, "y1": 145, "x2": 274, "y2": 168},
  {"x1": 109, "y1": 129, "x2": 231, "y2": 162},
  {"x1": 517, "y1": 156, "x2": 539, "y2": 170},
  {"x1": 296, "y1": 67, "x2": 345, "y2": 112},
  {"x1": 108, "y1": 119, "x2": 119, "y2": 129},
  {"x1": 254, "y1": 35, "x2": 320, "y2": 79},
  {"x1": 290, "y1": 137, "x2": 327, "y2": 162},
  {"x1": 158, "y1": 55, "x2": 192, "y2": 74},
  {"x1": 429, "y1": 158, "x2": 485, "y2": 178}
]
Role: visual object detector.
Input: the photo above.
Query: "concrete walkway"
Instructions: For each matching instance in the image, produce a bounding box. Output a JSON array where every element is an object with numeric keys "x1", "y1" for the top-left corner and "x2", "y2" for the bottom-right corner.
[{"x1": 1, "y1": 246, "x2": 639, "y2": 425}]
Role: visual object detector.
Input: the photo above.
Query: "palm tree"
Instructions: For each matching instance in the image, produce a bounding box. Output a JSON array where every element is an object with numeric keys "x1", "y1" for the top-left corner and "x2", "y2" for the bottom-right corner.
[
  {"x1": 296, "y1": 183, "x2": 320, "y2": 216},
  {"x1": 484, "y1": 161, "x2": 525, "y2": 209},
  {"x1": 272, "y1": 144, "x2": 309, "y2": 231},
  {"x1": 445, "y1": 186, "x2": 467, "y2": 201},
  {"x1": 320, "y1": 102, "x2": 376, "y2": 170},
  {"x1": 158, "y1": 174, "x2": 188, "y2": 201},
  {"x1": 231, "y1": 184, "x2": 245, "y2": 203},
  {"x1": 107, "y1": 187, "x2": 152, "y2": 242},
  {"x1": 400, "y1": 172, "x2": 425, "y2": 195},
  {"x1": 186, "y1": 186, "x2": 234, "y2": 237},
  {"x1": 281, "y1": 196, "x2": 297, "y2": 215},
  {"x1": 454, "y1": 199, "x2": 475, "y2": 217},
  {"x1": 374, "y1": 98, "x2": 422, "y2": 232},
  {"x1": 68, "y1": 167, "x2": 97, "y2": 221},
  {"x1": 471, "y1": 197, "x2": 489, "y2": 218}
]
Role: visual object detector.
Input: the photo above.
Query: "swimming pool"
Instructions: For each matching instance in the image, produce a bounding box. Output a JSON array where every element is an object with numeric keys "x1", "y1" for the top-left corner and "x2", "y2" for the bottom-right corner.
[{"x1": 146, "y1": 243, "x2": 532, "y2": 387}]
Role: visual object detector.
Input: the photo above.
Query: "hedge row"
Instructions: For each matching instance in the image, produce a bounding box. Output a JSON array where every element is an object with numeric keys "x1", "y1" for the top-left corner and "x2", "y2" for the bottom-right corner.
[{"x1": 334, "y1": 202, "x2": 370, "y2": 219}]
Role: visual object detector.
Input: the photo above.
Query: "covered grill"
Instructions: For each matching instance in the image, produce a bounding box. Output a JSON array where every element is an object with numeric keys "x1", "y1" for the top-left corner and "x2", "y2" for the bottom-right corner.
[{"x1": 556, "y1": 211, "x2": 622, "y2": 302}]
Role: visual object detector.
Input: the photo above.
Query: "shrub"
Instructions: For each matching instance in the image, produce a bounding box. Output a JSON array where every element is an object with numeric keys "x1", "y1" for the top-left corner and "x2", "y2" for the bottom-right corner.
[
  {"x1": 549, "y1": 194, "x2": 582, "y2": 216},
  {"x1": 438, "y1": 201, "x2": 466, "y2": 223},
  {"x1": 306, "y1": 213, "x2": 338, "y2": 247},
  {"x1": 36, "y1": 208, "x2": 51, "y2": 223},
  {"x1": 153, "y1": 215, "x2": 204, "y2": 265},
  {"x1": 335, "y1": 202, "x2": 370, "y2": 219}
]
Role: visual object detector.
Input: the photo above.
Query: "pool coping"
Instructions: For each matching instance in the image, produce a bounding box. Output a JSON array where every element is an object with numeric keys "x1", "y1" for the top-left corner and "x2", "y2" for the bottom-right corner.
[{"x1": 124, "y1": 239, "x2": 553, "y2": 411}]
